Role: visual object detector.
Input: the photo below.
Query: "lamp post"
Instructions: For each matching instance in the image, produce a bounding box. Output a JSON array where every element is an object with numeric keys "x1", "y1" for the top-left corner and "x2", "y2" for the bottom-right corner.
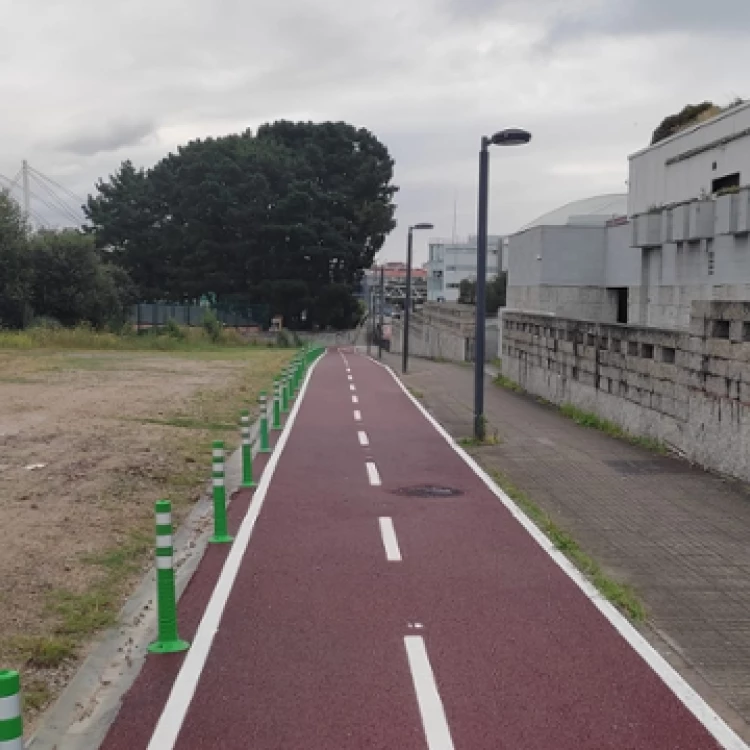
[
  {"x1": 474, "y1": 128, "x2": 531, "y2": 440},
  {"x1": 403, "y1": 222, "x2": 434, "y2": 374},
  {"x1": 378, "y1": 265, "x2": 385, "y2": 359}
]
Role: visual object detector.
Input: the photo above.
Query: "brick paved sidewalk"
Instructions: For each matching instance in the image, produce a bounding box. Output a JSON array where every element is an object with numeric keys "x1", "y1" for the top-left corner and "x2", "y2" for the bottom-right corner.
[{"x1": 385, "y1": 352, "x2": 750, "y2": 741}]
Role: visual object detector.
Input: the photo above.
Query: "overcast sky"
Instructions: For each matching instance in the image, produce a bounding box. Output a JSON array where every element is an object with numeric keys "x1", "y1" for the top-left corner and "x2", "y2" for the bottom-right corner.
[{"x1": 0, "y1": 0, "x2": 746, "y2": 265}]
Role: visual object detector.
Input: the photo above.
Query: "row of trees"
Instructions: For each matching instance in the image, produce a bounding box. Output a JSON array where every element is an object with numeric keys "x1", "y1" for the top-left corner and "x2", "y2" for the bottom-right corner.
[
  {"x1": 0, "y1": 120, "x2": 397, "y2": 331},
  {"x1": 0, "y1": 193, "x2": 136, "y2": 329},
  {"x1": 84, "y1": 120, "x2": 397, "y2": 330}
]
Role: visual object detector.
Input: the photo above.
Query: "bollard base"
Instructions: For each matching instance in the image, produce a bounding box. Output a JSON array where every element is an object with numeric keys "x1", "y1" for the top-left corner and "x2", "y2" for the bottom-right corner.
[
  {"x1": 148, "y1": 638, "x2": 190, "y2": 654},
  {"x1": 240, "y1": 480, "x2": 257, "y2": 489},
  {"x1": 209, "y1": 534, "x2": 234, "y2": 544}
]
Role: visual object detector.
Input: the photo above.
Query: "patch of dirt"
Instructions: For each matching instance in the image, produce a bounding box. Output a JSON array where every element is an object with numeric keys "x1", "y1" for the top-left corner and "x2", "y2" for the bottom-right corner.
[{"x1": 0, "y1": 348, "x2": 287, "y2": 728}]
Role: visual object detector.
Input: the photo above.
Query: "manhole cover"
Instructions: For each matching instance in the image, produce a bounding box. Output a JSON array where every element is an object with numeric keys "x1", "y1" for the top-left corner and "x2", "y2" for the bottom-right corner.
[{"x1": 391, "y1": 485, "x2": 464, "y2": 498}]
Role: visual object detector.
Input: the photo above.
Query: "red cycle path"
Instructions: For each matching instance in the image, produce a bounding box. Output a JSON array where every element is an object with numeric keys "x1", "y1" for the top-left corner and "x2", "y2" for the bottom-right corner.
[{"x1": 101, "y1": 349, "x2": 729, "y2": 750}]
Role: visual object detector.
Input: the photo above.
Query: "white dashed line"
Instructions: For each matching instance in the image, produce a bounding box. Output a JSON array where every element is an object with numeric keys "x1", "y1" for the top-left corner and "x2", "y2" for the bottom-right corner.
[
  {"x1": 348, "y1": 375, "x2": 353, "y2": 381},
  {"x1": 352, "y1": 395, "x2": 359, "y2": 404},
  {"x1": 366, "y1": 461, "x2": 381, "y2": 486},
  {"x1": 358, "y1": 431, "x2": 369, "y2": 447},
  {"x1": 354, "y1": 410, "x2": 362, "y2": 421},
  {"x1": 378, "y1": 517, "x2": 401, "y2": 561},
  {"x1": 350, "y1": 384, "x2": 356, "y2": 392},
  {"x1": 404, "y1": 636, "x2": 455, "y2": 750}
]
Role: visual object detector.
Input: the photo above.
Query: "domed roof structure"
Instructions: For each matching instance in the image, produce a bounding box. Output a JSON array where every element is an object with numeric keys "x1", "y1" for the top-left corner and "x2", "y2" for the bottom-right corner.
[{"x1": 519, "y1": 194, "x2": 628, "y2": 231}]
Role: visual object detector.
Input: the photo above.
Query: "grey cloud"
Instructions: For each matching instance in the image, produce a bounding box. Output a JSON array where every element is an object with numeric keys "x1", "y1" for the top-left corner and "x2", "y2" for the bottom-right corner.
[
  {"x1": 545, "y1": 0, "x2": 750, "y2": 42},
  {"x1": 59, "y1": 119, "x2": 156, "y2": 156},
  {"x1": 440, "y1": 0, "x2": 750, "y2": 38},
  {"x1": 1, "y1": 0, "x2": 744, "y2": 253}
]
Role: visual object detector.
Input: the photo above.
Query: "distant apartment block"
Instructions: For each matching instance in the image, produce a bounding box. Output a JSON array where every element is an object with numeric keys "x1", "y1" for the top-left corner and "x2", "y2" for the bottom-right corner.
[{"x1": 426, "y1": 235, "x2": 505, "y2": 302}]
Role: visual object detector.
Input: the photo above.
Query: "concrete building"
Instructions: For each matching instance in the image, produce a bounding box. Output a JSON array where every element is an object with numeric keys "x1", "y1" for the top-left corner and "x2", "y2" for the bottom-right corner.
[
  {"x1": 426, "y1": 235, "x2": 505, "y2": 302},
  {"x1": 507, "y1": 195, "x2": 637, "y2": 321},
  {"x1": 507, "y1": 101, "x2": 750, "y2": 330}
]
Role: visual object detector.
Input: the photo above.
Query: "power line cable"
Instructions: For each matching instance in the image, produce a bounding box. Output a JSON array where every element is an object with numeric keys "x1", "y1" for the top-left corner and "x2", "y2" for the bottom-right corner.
[
  {"x1": 29, "y1": 172, "x2": 83, "y2": 224},
  {"x1": 28, "y1": 166, "x2": 85, "y2": 206}
]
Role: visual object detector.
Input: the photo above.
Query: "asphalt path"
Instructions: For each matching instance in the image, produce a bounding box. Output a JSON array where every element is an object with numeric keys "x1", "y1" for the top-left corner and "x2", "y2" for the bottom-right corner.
[{"x1": 100, "y1": 348, "x2": 740, "y2": 750}]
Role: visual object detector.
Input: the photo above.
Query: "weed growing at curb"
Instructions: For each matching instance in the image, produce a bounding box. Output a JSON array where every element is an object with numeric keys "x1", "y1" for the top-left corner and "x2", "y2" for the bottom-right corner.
[
  {"x1": 558, "y1": 404, "x2": 667, "y2": 454},
  {"x1": 493, "y1": 376, "x2": 667, "y2": 454},
  {"x1": 458, "y1": 434, "x2": 501, "y2": 447},
  {"x1": 488, "y1": 469, "x2": 645, "y2": 621},
  {"x1": 493, "y1": 373, "x2": 523, "y2": 393}
]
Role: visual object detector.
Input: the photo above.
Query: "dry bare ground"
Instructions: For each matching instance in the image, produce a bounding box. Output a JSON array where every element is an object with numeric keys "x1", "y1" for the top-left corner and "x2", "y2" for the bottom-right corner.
[{"x1": 0, "y1": 347, "x2": 290, "y2": 725}]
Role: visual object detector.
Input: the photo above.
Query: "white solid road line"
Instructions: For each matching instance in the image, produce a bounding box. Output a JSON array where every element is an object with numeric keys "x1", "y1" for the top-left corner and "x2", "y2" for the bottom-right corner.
[
  {"x1": 378, "y1": 517, "x2": 402, "y2": 561},
  {"x1": 366, "y1": 461, "x2": 381, "y2": 486},
  {"x1": 404, "y1": 636, "x2": 455, "y2": 750},
  {"x1": 146, "y1": 355, "x2": 324, "y2": 750},
  {"x1": 354, "y1": 410, "x2": 362, "y2": 421},
  {"x1": 371, "y1": 355, "x2": 748, "y2": 750},
  {"x1": 350, "y1": 384, "x2": 356, "y2": 392},
  {"x1": 358, "y1": 430, "x2": 369, "y2": 446},
  {"x1": 352, "y1": 395, "x2": 359, "y2": 404}
]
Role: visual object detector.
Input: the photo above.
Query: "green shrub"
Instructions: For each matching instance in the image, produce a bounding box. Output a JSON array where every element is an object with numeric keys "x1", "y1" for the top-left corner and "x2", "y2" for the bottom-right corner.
[
  {"x1": 164, "y1": 318, "x2": 185, "y2": 340},
  {"x1": 275, "y1": 329, "x2": 291, "y2": 347},
  {"x1": 202, "y1": 309, "x2": 223, "y2": 343},
  {"x1": 29, "y1": 316, "x2": 63, "y2": 330}
]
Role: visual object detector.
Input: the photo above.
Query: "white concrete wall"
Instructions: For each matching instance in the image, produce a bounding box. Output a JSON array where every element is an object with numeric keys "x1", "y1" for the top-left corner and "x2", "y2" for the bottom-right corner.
[
  {"x1": 507, "y1": 285, "x2": 618, "y2": 322},
  {"x1": 631, "y1": 232, "x2": 750, "y2": 329},
  {"x1": 628, "y1": 102, "x2": 750, "y2": 216},
  {"x1": 604, "y1": 222, "x2": 641, "y2": 287},
  {"x1": 507, "y1": 227, "x2": 543, "y2": 286},
  {"x1": 539, "y1": 226, "x2": 606, "y2": 285}
]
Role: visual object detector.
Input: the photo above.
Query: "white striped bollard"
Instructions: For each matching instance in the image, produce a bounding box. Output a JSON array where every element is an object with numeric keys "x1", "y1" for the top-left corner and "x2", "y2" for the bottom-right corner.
[
  {"x1": 0, "y1": 670, "x2": 22, "y2": 750},
  {"x1": 240, "y1": 409, "x2": 256, "y2": 488},
  {"x1": 209, "y1": 440, "x2": 233, "y2": 543},
  {"x1": 148, "y1": 500, "x2": 189, "y2": 654}
]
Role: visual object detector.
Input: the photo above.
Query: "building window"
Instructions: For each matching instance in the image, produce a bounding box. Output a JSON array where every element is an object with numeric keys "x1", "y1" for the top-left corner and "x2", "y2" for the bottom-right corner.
[
  {"x1": 712, "y1": 172, "x2": 740, "y2": 194},
  {"x1": 446, "y1": 265, "x2": 456, "y2": 271},
  {"x1": 446, "y1": 283, "x2": 461, "y2": 289},
  {"x1": 707, "y1": 243, "x2": 715, "y2": 276}
]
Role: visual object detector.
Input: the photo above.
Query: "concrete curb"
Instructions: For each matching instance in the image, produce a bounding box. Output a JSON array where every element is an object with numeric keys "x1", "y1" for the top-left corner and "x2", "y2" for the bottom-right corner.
[{"x1": 26, "y1": 420, "x2": 261, "y2": 750}]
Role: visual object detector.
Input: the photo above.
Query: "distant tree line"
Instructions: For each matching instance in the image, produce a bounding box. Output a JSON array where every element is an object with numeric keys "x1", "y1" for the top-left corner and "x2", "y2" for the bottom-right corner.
[
  {"x1": 0, "y1": 120, "x2": 397, "y2": 332},
  {"x1": 0, "y1": 192, "x2": 136, "y2": 329}
]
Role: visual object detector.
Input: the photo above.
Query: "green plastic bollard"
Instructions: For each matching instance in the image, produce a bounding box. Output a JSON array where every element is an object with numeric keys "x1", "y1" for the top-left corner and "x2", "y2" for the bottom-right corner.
[
  {"x1": 148, "y1": 500, "x2": 190, "y2": 653},
  {"x1": 240, "y1": 410, "x2": 256, "y2": 488},
  {"x1": 259, "y1": 392, "x2": 271, "y2": 453},
  {"x1": 209, "y1": 441, "x2": 233, "y2": 543}
]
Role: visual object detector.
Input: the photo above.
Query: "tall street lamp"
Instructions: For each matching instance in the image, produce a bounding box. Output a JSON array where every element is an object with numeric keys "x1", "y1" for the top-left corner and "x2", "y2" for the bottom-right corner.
[
  {"x1": 474, "y1": 128, "x2": 531, "y2": 440},
  {"x1": 403, "y1": 222, "x2": 434, "y2": 374},
  {"x1": 378, "y1": 264, "x2": 385, "y2": 360}
]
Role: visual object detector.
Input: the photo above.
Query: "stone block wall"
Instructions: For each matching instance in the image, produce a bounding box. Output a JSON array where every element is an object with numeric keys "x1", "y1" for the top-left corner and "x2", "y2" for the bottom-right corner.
[
  {"x1": 389, "y1": 301, "x2": 498, "y2": 363},
  {"x1": 501, "y1": 300, "x2": 750, "y2": 481},
  {"x1": 390, "y1": 317, "x2": 468, "y2": 362}
]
